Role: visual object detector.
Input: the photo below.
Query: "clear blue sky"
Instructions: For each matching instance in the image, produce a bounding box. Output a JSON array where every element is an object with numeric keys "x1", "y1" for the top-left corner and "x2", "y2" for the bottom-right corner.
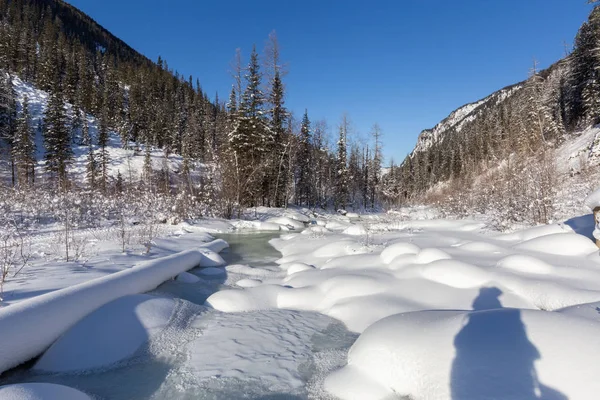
[{"x1": 67, "y1": 0, "x2": 592, "y2": 164}]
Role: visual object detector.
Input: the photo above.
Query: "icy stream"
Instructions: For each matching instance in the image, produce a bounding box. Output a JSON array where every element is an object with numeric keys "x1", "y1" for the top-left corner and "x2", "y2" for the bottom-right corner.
[{"x1": 0, "y1": 233, "x2": 357, "y2": 400}]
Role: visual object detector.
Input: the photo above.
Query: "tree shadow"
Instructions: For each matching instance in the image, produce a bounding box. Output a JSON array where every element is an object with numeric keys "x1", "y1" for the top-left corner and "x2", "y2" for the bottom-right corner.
[{"x1": 451, "y1": 287, "x2": 567, "y2": 400}]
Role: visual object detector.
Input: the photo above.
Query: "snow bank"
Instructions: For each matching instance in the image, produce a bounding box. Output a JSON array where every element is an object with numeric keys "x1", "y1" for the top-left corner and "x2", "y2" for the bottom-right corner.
[
  {"x1": 343, "y1": 224, "x2": 368, "y2": 236},
  {"x1": 325, "y1": 309, "x2": 600, "y2": 400},
  {"x1": 585, "y1": 188, "x2": 600, "y2": 210},
  {"x1": 514, "y1": 232, "x2": 598, "y2": 256},
  {"x1": 380, "y1": 242, "x2": 420, "y2": 264},
  {"x1": 266, "y1": 217, "x2": 305, "y2": 230},
  {"x1": 35, "y1": 294, "x2": 175, "y2": 372},
  {"x1": 176, "y1": 272, "x2": 200, "y2": 283},
  {"x1": 0, "y1": 383, "x2": 91, "y2": 400},
  {"x1": 0, "y1": 239, "x2": 226, "y2": 375}
]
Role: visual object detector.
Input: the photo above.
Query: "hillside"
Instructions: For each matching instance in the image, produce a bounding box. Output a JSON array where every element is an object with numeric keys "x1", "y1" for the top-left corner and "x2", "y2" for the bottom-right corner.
[{"x1": 381, "y1": 6, "x2": 600, "y2": 226}]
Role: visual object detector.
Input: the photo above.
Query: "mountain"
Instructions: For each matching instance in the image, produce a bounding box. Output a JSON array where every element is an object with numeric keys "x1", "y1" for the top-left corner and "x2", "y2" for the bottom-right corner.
[{"x1": 381, "y1": 6, "x2": 600, "y2": 226}]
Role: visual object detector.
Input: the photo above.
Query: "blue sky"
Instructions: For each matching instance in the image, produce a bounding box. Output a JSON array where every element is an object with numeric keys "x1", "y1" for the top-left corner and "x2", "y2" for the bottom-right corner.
[{"x1": 67, "y1": 0, "x2": 592, "y2": 163}]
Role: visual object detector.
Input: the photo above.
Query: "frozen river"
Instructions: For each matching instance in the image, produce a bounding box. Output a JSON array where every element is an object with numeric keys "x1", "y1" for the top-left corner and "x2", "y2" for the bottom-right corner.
[{"x1": 0, "y1": 233, "x2": 357, "y2": 400}]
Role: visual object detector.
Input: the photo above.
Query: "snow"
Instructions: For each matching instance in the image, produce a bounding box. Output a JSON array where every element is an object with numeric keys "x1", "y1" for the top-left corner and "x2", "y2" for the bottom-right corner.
[
  {"x1": 325, "y1": 308, "x2": 600, "y2": 400},
  {"x1": 266, "y1": 216, "x2": 306, "y2": 230},
  {"x1": 513, "y1": 232, "x2": 598, "y2": 256},
  {"x1": 0, "y1": 383, "x2": 91, "y2": 400},
  {"x1": 34, "y1": 294, "x2": 175, "y2": 372},
  {"x1": 0, "y1": 240, "x2": 227, "y2": 374},
  {"x1": 342, "y1": 224, "x2": 367, "y2": 235},
  {"x1": 201, "y1": 214, "x2": 600, "y2": 398},
  {"x1": 184, "y1": 310, "x2": 335, "y2": 392},
  {"x1": 197, "y1": 267, "x2": 226, "y2": 276},
  {"x1": 585, "y1": 187, "x2": 600, "y2": 210},
  {"x1": 175, "y1": 272, "x2": 200, "y2": 283}
]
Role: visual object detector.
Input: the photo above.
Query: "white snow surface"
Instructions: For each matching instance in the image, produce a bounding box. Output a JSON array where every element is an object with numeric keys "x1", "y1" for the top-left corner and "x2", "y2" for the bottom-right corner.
[
  {"x1": 35, "y1": 294, "x2": 175, "y2": 372},
  {"x1": 0, "y1": 240, "x2": 226, "y2": 375},
  {"x1": 325, "y1": 308, "x2": 600, "y2": 400},
  {"x1": 0, "y1": 383, "x2": 91, "y2": 400},
  {"x1": 205, "y1": 216, "x2": 600, "y2": 399}
]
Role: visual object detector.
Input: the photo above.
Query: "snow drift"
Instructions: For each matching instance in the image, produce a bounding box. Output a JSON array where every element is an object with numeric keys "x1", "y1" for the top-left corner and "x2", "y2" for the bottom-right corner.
[
  {"x1": 325, "y1": 307, "x2": 600, "y2": 400},
  {"x1": 34, "y1": 294, "x2": 176, "y2": 372},
  {"x1": 0, "y1": 240, "x2": 225, "y2": 375}
]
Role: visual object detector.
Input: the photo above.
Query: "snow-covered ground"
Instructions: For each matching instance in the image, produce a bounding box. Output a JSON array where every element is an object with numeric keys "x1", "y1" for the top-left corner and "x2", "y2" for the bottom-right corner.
[{"x1": 1, "y1": 206, "x2": 600, "y2": 399}]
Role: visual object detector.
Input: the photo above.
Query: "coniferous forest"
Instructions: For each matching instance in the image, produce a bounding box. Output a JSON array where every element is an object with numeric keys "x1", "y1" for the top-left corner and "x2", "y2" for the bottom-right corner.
[
  {"x1": 1, "y1": 0, "x2": 600, "y2": 228},
  {"x1": 0, "y1": 0, "x2": 384, "y2": 225}
]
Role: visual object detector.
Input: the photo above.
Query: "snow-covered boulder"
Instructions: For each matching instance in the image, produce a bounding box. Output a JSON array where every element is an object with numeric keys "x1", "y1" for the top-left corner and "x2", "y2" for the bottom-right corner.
[
  {"x1": 514, "y1": 233, "x2": 598, "y2": 256},
  {"x1": 0, "y1": 239, "x2": 227, "y2": 375},
  {"x1": 284, "y1": 211, "x2": 311, "y2": 223},
  {"x1": 266, "y1": 217, "x2": 305, "y2": 230},
  {"x1": 343, "y1": 224, "x2": 368, "y2": 236},
  {"x1": 35, "y1": 295, "x2": 175, "y2": 372},
  {"x1": 236, "y1": 278, "x2": 262, "y2": 288},
  {"x1": 380, "y1": 242, "x2": 420, "y2": 264},
  {"x1": 176, "y1": 272, "x2": 200, "y2": 283},
  {"x1": 325, "y1": 308, "x2": 600, "y2": 400},
  {"x1": 0, "y1": 383, "x2": 91, "y2": 400},
  {"x1": 198, "y1": 248, "x2": 226, "y2": 267}
]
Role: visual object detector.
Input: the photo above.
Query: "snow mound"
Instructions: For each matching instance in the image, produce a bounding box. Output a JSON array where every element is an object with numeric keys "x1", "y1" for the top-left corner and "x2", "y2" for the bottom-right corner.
[
  {"x1": 0, "y1": 240, "x2": 227, "y2": 374},
  {"x1": 514, "y1": 233, "x2": 598, "y2": 256},
  {"x1": 200, "y1": 238, "x2": 229, "y2": 253},
  {"x1": 557, "y1": 301, "x2": 600, "y2": 321},
  {"x1": 284, "y1": 211, "x2": 311, "y2": 223},
  {"x1": 325, "y1": 308, "x2": 600, "y2": 400},
  {"x1": 585, "y1": 188, "x2": 600, "y2": 210},
  {"x1": 236, "y1": 278, "x2": 263, "y2": 288},
  {"x1": 420, "y1": 260, "x2": 491, "y2": 289},
  {"x1": 343, "y1": 224, "x2": 368, "y2": 236},
  {"x1": 380, "y1": 242, "x2": 420, "y2": 264},
  {"x1": 301, "y1": 226, "x2": 331, "y2": 235},
  {"x1": 497, "y1": 254, "x2": 553, "y2": 274},
  {"x1": 35, "y1": 295, "x2": 175, "y2": 372},
  {"x1": 496, "y1": 223, "x2": 571, "y2": 242},
  {"x1": 175, "y1": 272, "x2": 200, "y2": 283},
  {"x1": 0, "y1": 383, "x2": 91, "y2": 400},
  {"x1": 266, "y1": 217, "x2": 305, "y2": 230},
  {"x1": 198, "y1": 249, "x2": 226, "y2": 267},
  {"x1": 286, "y1": 263, "x2": 315, "y2": 275}
]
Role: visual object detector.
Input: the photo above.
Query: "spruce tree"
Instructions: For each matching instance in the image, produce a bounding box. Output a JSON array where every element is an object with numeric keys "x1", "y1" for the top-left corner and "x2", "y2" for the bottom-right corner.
[
  {"x1": 97, "y1": 116, "x2": 109, "y2": 193},
  {"x1": 335, "y1": 116, "x2": 349, "y2": 210},
  {"x1": 296, "y1": 109, "x2": 312, "y2": 206},
  {"x1": 12, "y1": 95, "x2": 35, "y2": 186},
  {"x1": 43, "y1": 84, "x2": 72, "y2": 189}
]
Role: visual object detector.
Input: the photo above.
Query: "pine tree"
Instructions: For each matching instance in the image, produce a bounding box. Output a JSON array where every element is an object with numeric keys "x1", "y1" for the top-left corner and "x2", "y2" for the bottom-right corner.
[
  {"x1": 12, "y1": 95, "x2": 35, "y2": 186},
  {"x1": 97, "y1": 116, "x2": 110, "y2": 193},
  {"x1": 85, "y1": 139, "x2": 97, "y2": 190},
  {"x1": 43, "y1": 84, "x2": 71, "y2": 189}
]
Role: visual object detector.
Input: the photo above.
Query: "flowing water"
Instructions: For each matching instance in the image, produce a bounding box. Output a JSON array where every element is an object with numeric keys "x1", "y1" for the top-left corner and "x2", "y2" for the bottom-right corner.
[{"x1": 0, "y1": 232, "x2": 357, "y2": 399}]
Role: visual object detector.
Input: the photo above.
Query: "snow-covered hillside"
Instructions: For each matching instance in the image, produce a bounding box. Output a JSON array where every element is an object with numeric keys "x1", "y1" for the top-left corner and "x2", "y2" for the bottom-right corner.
[
  {"x1": 2, "y1": 76, "x2": 193, "y2": 186},
  {"x1": 412, "y1": 83, "x2": 524, "y2": 154}
]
